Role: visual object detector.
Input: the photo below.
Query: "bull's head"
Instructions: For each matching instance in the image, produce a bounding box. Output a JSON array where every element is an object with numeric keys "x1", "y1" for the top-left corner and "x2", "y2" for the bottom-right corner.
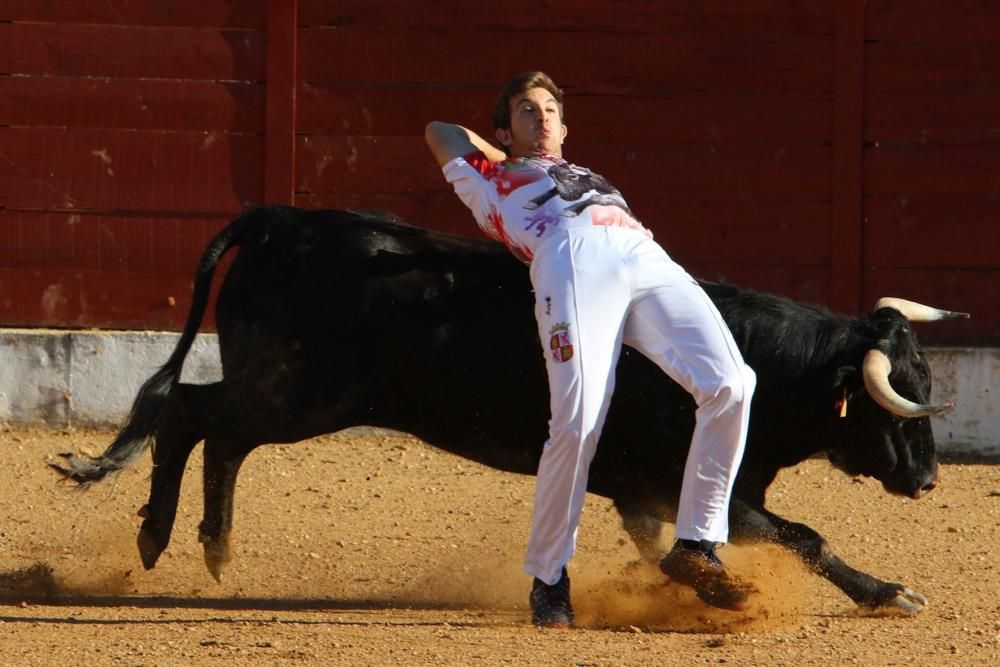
[{"x1": 828, "y1": 298, "x2": 969, "y2": 499}]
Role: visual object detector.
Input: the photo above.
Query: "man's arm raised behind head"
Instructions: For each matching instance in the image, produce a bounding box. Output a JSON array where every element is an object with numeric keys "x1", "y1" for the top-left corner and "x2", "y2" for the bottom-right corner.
[{"x1": 425, "y1": 121, "x2": 507, "y2": 167}]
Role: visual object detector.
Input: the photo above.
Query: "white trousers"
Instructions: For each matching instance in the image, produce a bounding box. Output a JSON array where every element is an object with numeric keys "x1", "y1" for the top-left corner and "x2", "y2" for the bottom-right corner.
[{"x1": 523, "y1": 226, "x2": 756, "y2": 585}]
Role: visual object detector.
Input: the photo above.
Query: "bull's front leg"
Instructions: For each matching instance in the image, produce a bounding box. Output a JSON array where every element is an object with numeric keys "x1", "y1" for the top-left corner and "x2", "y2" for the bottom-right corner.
[
  {"x1": 729, "y1": 498, "x2": 927, "y2": 614},
  {"x1": 199, "y1": 440, "x2": 253, "y2": 583},
  {"x1": 612, "y1": 496, "x2": 676, "y2": 563}
]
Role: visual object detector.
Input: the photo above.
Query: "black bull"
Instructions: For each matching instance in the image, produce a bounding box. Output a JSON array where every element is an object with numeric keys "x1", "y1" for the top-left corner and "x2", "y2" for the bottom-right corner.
[{"x1": 54, "y1": 206, "x2": 960, "y2": 614}]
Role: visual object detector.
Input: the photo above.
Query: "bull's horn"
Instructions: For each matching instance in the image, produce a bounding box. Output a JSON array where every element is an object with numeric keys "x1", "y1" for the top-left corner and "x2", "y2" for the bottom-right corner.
[
  {"x1": 862, "y1": 349, "x2": 953, "y2": 418},
  {"x1": 874, "y1": 297, "x2": 970, "y2": 322}
]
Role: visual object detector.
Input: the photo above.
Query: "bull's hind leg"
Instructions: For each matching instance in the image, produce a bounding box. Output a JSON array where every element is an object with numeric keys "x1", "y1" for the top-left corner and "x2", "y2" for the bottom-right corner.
[
  {"x1": 136, "y1": 383, "x2": 216, "y2": 570},
  {"x1": 199, "y1": 439, "x2": 257, "y2": 582}
]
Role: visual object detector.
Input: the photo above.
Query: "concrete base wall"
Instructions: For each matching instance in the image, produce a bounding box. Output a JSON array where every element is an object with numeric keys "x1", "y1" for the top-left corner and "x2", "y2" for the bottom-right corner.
[{"x1": 1, "y1": 330, "x2": 996, "y2": 457}]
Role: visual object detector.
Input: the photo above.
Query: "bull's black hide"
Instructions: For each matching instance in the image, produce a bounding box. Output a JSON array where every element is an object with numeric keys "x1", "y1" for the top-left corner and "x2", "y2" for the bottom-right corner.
[{"x1": 54, "y1": 206, "x2": 950, "y2": 614}]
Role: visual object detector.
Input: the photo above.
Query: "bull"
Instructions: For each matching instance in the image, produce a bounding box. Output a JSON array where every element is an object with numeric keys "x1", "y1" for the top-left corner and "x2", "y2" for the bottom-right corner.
[{"x1": 52, "y1": 206, "x2": 968, "y2": 615}]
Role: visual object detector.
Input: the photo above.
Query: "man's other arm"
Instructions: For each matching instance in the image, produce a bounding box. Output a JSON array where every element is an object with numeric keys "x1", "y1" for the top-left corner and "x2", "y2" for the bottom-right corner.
[{"x1": 425, "y1": 121, "x2": 507, "y2": 167}]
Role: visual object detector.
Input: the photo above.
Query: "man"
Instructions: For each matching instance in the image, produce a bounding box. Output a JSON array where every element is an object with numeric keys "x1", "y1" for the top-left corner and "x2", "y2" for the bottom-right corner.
[{"x1": 425, "y1": 71, "x2": 758, "y2": 627}]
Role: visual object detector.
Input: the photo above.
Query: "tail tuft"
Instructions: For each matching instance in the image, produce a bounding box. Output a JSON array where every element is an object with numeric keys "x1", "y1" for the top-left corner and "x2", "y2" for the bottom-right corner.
[
  {"x1": 48, "y1": 451, "x2": 136, "y2": 487},
  {"x1": 48, "y1": 212, "x2": 254, "y2": 487}
]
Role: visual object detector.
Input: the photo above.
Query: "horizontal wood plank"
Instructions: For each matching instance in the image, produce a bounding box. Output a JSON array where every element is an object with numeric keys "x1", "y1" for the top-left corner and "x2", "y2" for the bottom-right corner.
[
  {"x1": 0, "y1": 128, "x2": 263, "y2": 213},
  {"x1": 864, "y1": 195, "x2": 1000, "y2": 269},
  {"x1": 296, "y1": 136, "x2": 832, "y2": 201},
  {"x1": 298, "y1": 29, "x2": 832, "y2": 93},
  {"x1": 867, "y1": 0, "x2": 1000, "y2": 43},
  {"x1": 0, "y1": 210, "x2": 231, "y2": 330},
  {"x1": 299, "y1": 0, "x2": 832, "y2": 33},
  {"x1": 0, "y1": 267, "x2": 219, "y2": 330},
  {"x1": 295, "y1": 192, "x2": 830, "y2": 266},
  {"x1": 0, "y1": 77, "x2": 264, "y2": 132},
  {"x1": 686, "y1": 264, "x2": 830, "y2": 307},
  {"x1": 865, "y1": 145, "x2": 1000, "y2": 195},
  {"x1": 0, "y1": 23, "x2": 265, "y2": 80},
  {"x1": 0, "y1": 0, "x2": 266, "y2": 28},
  {"x1": 298, "y1": 84, "x2": 833, "y2": 143},
  {"x1": 863, "y1": 269, "x2": 998, "y2": 345},
  {"x1": 866, "y1": 92, "x2": 1000, "y2": 144},
  {"x1": 0, "y1": 210, "x2": 230, "y2": 274},
  {"x1": 865, "y1": 42, "x2": 1000, "y2": 94}
]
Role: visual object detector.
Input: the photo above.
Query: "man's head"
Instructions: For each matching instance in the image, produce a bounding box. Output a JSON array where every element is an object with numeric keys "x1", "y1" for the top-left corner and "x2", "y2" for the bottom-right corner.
[{"x1": 493, "y1": 71, "x2": 567, "y2": 158}]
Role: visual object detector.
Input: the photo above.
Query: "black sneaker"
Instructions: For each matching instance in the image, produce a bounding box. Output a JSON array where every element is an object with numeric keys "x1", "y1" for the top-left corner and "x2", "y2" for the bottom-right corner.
[
  {"x1": 659, "y1": 540, "x2": 757, "y2": 611},
  {"x1": 529, "y1": 567, "x2": 574, "y2": 627}
]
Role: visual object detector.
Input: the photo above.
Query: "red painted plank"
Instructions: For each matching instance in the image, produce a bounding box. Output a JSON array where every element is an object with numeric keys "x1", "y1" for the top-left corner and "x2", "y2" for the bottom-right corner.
[
  {"x1": 265, "y1": 0, "x2": 298, "y2": 205},
  {"x1": 645, "y1": 200, "x2": 829, "y2": 267},
  {"x1": 686, "y1": 264, "x2": 830, "y2": 307},
  {"x1": 0, "y1": 23, "x2": 265, "y2": 80},
  {"x1": 865, "y1": 145, "x2": 1000, "y2": 195},
  {"x1": 0, "y1": 128, "x2": 263, "y2": 213},
  {"x1": 0, "y1": 0, "x2": 266, "y2": 28},
  {"x1": 296, "y1": 136, "x2": 832, "y2": 201},
  {"x1": 0, "y1": 210, "x2": 232, "y2": 330},
  {"x1": 0, "y1": 264, "x2": 833, "y2": 333},
  {"x1": 863, "y1": 269, "x2": 997, "y2": 345},
  {"x1": 0, "y1": 211, "x2": 230, "y2": 274},
  {"x1": 298, "y1": 29, "x2": 832, "y2": 93},
  {"x1": 0, "y1": 205, "x2": 827, "y2": 329},
  {"x1": 0, "y1": 77, "x2": 264, "y2": 132},
  {"x1": 0, "y1": 267, "x2": 217, "y2": 330},
  {"x1": 866, "y1": 92, "x2": 1000, "y2": 145},
  {"x1": 867, "y1": 0, "x2": 1000, "y2": 43},
  {"x1": 295, "y1": 192, "x2": 830, "y2": 266},
  {"x1": 294, "y1": 192, "x2": 474, "y2": 237},
  {"x1": 299, "y1": 0, "x2": 833, "y2": 33},
  {"x1": 298, "y1": 84, "x2": 833, "y2": 143},
  {"x1": 864, "y1": 195, "x2": 1000, "y2": 269},
  {"x1": 866, "y1": 42, "x2": 1000, "y2": 94},
  {"x1": 830, "y1": 1, "x2": 865, "y2": 315}
]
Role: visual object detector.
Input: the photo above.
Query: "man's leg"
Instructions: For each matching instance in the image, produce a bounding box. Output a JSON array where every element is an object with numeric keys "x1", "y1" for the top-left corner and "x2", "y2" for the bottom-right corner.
[
  {"x1": 525, "y1": 232, "x2": 631, "y2": 587},
  {"x1": 622, "y1": 260, "x2": 757, "y2": 609},
  {"x1": 623, "y1": 274, "x2": 754, "y2": 543}
]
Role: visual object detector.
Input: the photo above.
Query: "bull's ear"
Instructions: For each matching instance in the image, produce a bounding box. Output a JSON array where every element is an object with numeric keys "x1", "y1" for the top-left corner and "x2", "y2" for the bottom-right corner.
[
  {"x1": 832, "y1": 366, "x2": 860, "y2": 417},
  {"x1": 832, "y1": 365, "x2": 858, "y2": 392}
]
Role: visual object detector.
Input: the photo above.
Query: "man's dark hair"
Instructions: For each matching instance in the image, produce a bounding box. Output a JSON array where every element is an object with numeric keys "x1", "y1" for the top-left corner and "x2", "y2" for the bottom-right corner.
[{"x1": 492, "y1": 71, "x2": 565, "y2": 131}]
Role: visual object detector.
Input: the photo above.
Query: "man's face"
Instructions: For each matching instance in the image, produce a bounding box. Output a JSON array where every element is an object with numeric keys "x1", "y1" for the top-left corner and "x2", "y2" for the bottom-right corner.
[{"x1": 495, "y1": 87, "x2": 567, "y2": 158}]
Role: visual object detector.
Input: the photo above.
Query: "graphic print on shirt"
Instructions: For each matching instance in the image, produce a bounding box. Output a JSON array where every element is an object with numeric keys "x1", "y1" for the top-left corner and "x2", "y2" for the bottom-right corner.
[
  {"x1": 444, "y1": 150, "x2": 652, "y2": 263},
  {"x1": 465, "y1": 152, "x2": 548, "y2": 200},
  {"x1": 524, "y1": 162, "x2": 633, "y2": 219},
  {"x1": 549, "y1": 322, "x2": 574, "y2": 363},
  {"x1": 484, "y1": 204, "x2": 531, "y2": 262}
]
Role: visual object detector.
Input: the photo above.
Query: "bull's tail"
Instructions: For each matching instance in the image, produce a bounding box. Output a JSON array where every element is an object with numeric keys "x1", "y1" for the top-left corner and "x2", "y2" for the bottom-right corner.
[{"x1": 50, "y1": 211, "x2": 258, "y2": 486}]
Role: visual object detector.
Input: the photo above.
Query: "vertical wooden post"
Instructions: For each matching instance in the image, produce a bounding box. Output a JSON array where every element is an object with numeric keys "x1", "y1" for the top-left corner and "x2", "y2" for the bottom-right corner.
[
  {"x1": 831, "y1": 1, "x2": 866, "y2": 315},
  {"x1": 265, "y1": 0, "x2": 298, "y2": 205}
]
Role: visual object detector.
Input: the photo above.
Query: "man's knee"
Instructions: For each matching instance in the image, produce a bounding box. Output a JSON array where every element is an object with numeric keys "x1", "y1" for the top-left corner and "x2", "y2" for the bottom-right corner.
[{"x1": 701, "y1": 363, "x2": 755, "y2": 411}]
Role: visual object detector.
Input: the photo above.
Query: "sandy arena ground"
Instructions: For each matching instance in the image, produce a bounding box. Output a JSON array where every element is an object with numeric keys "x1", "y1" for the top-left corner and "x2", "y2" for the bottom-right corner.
[{"x1": 0, "y1": 425, "x2": 998, "y2": 666}]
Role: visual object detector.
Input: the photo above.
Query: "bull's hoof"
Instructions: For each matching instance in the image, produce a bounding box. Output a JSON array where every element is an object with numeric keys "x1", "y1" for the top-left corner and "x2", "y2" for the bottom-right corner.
[
  {"x1": 855, "y1": 587, "x2": 927, "y2": 617},
  {"x1": 199, "y1": 531, "x2": 232, "y2": 583},
  {"x1": 137, "y1": 526, "x2": 164, "y2": 570}
]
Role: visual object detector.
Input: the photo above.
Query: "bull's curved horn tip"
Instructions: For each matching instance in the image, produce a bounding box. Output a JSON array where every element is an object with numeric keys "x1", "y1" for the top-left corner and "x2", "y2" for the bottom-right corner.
[{"x1": 874, "y1": 297, "x2": 970, "y2": 322}]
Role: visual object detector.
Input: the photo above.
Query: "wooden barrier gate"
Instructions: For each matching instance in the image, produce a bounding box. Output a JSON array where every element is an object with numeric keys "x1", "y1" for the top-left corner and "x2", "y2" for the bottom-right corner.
[{"x1": 0, "y1": 1, "x2": 994, "y2": 344}]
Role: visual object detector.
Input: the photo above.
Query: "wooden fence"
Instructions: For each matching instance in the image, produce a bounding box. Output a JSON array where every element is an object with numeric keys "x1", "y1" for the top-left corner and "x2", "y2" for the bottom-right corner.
[{"x1": 0, "y1": 1, "x2": 994, "y2": 344}]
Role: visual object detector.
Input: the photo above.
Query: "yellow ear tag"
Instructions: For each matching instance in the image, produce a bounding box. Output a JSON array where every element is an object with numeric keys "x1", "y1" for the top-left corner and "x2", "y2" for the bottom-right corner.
[{"x1": 839, "y1": 388, "x2": 848, "y2": 418}]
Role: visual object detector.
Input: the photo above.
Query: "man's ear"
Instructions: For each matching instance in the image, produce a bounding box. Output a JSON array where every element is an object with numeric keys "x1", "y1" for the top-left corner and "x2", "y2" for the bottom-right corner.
[
  {"x1": 560, "y1": 124, "x2": 568, "y2": 144},
  {"x1": 495, "y1": 127, "x2": 513, "y2": 147}
]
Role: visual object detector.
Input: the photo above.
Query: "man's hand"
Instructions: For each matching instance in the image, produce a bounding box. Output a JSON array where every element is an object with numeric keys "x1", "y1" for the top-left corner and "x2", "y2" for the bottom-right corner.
[{"x1": 425, "y1": 121, "x2": 507, "y2": 167}]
